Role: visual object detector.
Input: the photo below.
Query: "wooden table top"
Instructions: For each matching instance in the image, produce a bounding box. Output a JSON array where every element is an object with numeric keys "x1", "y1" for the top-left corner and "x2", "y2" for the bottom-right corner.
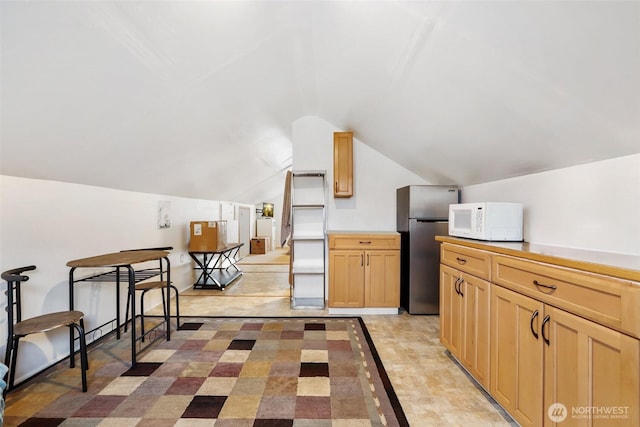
[{"x1": 67, "y1": 250, "x2": 169, "y2": 268}]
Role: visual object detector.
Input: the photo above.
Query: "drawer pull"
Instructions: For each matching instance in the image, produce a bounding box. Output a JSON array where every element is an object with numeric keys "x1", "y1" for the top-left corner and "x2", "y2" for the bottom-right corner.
[
  {"x1": 359, "y1": 241, "x2": 372, "y2": 245},
  {"x1": 454, "y1": 277, "x2": 461, "y2": 295},
  {"x1": 533, "y1": 280, "x2": 557, "y2": 291},
  {"x1": 541, "y1": 315, "x2": 551, "y2": 345},
  {"x1": 530, "y1": 310, "x2": 539, "y2": 340},
  {"x1": 456, "y1": 257, "x2": 467, "y2": 265}
]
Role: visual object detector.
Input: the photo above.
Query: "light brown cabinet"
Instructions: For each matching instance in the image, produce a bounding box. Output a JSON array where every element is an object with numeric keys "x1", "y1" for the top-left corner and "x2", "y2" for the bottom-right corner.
[
  {"x1": 543, "y1": 305, "x2": 639, "y2": 427},
  {"x1": 328, "y1": 233, "x2": 400, "y2": 308},
  {"x1": 437, "y1": 237, "x2": 640, "y2": 427},
  {"x1": 440, "y1": 245, "x2": 491, "y2": 389},
  {"x1": 490, "y1": 284, "x2": 544, "y2": 427},
  {"x1": 491, "y1": 284, "x2": 640, "y2": 427},
  {"x1": 333, "y1": 131, "x2": 353, "y2": 198},
  {"x1": 328, "y1": 250, "x2": 364, "y2": 308}
]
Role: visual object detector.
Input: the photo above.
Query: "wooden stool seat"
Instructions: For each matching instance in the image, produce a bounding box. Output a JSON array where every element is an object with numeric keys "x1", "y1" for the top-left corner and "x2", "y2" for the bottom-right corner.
[
  {"x1": 3, "y1": 266, "x2": 88, "y2": 393},
  {"x1": 133, "y1": 281, "x2": 168, "y2": 291},
  {"x1": 13, "y1": 311, "x2": 85, "y2": 337}
]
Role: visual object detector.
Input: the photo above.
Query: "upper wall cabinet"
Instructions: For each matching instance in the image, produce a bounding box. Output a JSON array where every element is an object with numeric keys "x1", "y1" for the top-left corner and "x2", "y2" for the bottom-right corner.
[{"x1": 333, "y1": 131, "x2": 353, "y2": 198}]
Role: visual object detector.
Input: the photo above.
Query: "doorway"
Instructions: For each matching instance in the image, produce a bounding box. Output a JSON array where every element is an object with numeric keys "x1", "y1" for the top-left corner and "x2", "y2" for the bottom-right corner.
[{"x1": 238, "y1": 206, "x2": 251, "y2": 258}]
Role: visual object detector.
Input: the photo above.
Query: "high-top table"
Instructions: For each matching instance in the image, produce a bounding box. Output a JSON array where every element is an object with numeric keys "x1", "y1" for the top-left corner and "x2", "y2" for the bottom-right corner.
[{"x1": 67, "y1": 249, "x2": 171, "y2": 367}]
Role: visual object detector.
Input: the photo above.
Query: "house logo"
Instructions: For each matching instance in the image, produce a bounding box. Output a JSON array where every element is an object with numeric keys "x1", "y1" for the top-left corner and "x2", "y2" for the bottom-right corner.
[{"x1": 548, "y1": 403, "x2": 568, "y2": 422}]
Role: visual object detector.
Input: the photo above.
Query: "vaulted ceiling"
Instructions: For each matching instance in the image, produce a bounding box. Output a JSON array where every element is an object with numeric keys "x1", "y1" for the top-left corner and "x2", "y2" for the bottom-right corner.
[{"x1": 2, "y1": 1, "x2": 639, "y2": 204}]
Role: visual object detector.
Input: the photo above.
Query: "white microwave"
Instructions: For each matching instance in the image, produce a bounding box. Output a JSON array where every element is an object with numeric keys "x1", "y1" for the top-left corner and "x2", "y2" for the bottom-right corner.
[{"x1": 449, "y1": 202, "x2": 523, "y2": 241}]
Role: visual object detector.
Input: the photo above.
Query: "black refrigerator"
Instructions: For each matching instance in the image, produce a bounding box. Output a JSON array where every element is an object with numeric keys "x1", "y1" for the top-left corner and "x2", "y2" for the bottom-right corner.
[{"x1": 397, "y1": 185, "x2": 460, "y2": 314}]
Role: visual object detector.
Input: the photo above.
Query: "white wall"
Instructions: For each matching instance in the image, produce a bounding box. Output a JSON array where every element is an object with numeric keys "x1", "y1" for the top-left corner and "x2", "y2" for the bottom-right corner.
[
  {"x1": 292, "y1": 118, "x2": 640, "y2": 256},
  {"x1": 462, "y1": 154, "x2": 640, "y2": 255},
  {"x1": 292, "y1": 116, "x2": 430, "y2": 231},
  {"x1": 0, "y1": 175, "x2": 251, "y2": 383}
]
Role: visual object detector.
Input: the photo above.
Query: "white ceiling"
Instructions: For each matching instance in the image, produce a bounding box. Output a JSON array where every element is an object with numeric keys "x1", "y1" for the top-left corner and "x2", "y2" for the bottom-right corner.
[{"x1": 2, "y1": 1, "x2": 639, "y2": 204}]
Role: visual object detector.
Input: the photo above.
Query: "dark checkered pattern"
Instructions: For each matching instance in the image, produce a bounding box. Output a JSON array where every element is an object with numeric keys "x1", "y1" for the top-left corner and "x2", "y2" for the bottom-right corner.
[{"x1": 7, "y1": 317, "x2": 407, "y2": 426}]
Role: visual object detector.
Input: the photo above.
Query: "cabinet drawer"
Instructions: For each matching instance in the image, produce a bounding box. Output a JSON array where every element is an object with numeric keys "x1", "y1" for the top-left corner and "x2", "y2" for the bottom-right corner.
[
  {"x1": 328, "y1": 234, "x2": 400, "y2": 250},
  {"x1": 493, "y1": 255, "x2": 640, "y2": 338},
  {"x1": 441, "y1": 243, "x2": 491, "y2": 280}
]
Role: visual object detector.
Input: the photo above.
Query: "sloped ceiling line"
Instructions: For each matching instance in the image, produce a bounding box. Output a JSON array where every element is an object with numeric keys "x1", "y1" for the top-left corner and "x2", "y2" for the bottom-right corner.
[{"x1": 1, "y1": 1, "x2": 639, "y2": 203}]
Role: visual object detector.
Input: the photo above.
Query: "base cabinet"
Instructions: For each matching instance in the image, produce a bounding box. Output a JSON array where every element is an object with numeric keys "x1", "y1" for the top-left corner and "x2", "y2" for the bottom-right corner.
[
  {"x1": 440, "y1": 264, "x2": 490, "y2": 389},
  {"x1": 543, "y1": 305, "x2": 640, "y2": 427},
  {"x1": 328, "y1": 233, "x2": 400, "y2": 308},
  {"x1": 438, "y1": 239, "x2": 640, "y2": 427},
  {"x1": 328, "y1": 250, "x2": 364, "y2": 308},
  {"x1": 490, "y1": 285, "x2": 544, "y2": 427},
  {"x1": 491, "y1": 282, "x2": 640, "y2": 427}
]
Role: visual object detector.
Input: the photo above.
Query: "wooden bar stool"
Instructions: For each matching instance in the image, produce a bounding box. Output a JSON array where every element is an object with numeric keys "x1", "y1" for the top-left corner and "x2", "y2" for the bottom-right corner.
[{"x1": 2, "y1": 266, "x2": 88, "y2": 392}]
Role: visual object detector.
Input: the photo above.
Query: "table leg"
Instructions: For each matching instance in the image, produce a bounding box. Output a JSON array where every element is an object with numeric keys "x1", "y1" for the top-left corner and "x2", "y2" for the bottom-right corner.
[
  {"x1": 68, "y1": 267, "x2": 77, "y2": 368},
  {"x1": 116, "y1": 267, "x2": 121, "y2": 339},
  {"x1": 164, "y1": 256, "x2": 171, "y2": 342},
  {"x1": 189, "y1": 253, "x2": 207, "y2": 287},
  {"x1": 127, "y1": 266, "x2": 137, "y2": 368}
]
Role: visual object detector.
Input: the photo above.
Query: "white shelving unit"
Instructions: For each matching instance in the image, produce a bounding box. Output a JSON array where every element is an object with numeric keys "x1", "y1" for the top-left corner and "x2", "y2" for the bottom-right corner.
[{"x1": 290, "y1": 171, "x2": 326, "y2": 309}]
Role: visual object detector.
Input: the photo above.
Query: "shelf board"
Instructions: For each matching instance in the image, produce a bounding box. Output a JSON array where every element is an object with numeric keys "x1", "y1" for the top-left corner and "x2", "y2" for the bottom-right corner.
[
  {"x1": 292, "y1": 234, "x2": 325, "y2": 241},
  {"x1": 292, "y1": 265, "x2": 325, "y2": 274},
  {"x1": 292, "y1": 204, "x2": 325, "y2": 209},
  {"x1": 292, "y1": 170, "x2": 326, "y2": 177}
]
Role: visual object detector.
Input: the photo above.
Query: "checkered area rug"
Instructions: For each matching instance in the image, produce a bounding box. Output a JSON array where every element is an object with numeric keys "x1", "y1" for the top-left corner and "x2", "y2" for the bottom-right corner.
[{"x1": 8, "y1": 317, "x2": 408, "y2": 426}]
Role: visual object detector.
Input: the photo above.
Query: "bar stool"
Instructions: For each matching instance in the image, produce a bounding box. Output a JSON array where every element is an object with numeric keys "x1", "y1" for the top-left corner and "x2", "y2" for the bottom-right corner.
[
  {"x1": 2, "y1": 266, "x2": 88, "y2": 392},
  {"x1": 122, "y1": 248, "x2": 180, "y2": 339}
]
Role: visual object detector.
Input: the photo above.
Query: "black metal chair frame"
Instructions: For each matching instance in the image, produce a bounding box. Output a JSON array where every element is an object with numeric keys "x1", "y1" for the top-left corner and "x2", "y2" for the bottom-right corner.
[
  {"x1": 122, "y1": 247, "x2": 180, "y2": 340},
  {"x1": 2, "y1": 266, "x2": 88, "y2": 392}
]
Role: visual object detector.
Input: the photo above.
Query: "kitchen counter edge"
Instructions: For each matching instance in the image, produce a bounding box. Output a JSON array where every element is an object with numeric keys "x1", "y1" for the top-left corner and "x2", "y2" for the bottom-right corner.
[{"x1": 435, "y1": 236, "x2": 640, "y2": 282}]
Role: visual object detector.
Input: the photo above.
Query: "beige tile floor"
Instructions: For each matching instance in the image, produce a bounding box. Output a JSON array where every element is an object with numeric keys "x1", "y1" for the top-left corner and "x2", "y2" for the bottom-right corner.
[
  {"x1": 5, "y1": 258, "x2": 516, "y2": 426},
  {"x1": 156, "y1": 260, "x2": 516, "y2": 426}
]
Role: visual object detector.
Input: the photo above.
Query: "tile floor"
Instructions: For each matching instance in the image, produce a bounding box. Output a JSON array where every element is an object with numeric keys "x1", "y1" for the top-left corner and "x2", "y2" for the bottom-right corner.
[{"x1": 4, "y1": 260, "x2": 517, "y2": 426}]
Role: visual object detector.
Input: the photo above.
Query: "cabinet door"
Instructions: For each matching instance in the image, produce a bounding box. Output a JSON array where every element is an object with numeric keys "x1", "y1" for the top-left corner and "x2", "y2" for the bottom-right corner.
[
  {"x1": 329, "y1": 250, "x2": 364, "y2": 307},
  {"x1": 460, "y1": 274, "x2": 491, "y2": 389},
  {"x1": 439, "y1": 264, "x2": 463, "y2": 358},
  {"x1": 491, "y1": 285, "x2": 544, "y2": 427},
  {"x1": 544, "y1": 306, "x2": 640, "y2": 427},
  {"x1": 333, "y1": 132, "x2": 353, "y2": 198},
  {"x1": 364, "y1": 250, "x2": 400, "y2": 307}
]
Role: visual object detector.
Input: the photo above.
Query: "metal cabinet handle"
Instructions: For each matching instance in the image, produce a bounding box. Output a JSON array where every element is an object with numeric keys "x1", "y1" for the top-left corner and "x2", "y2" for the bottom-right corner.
[
  {"x1": 533, "y1": 280, "x2": 557, "y2": 291},
  {"x1": 541, "y1": 315, "x2": 551, "y2": 345},
  {"x1": 359, "y1": 241, "x2": 372, "y2": 245},
  {"x1": 360, "y1": 254, "x2": 363, "y2": 266},
  {"x1": 335, "y1": 182, "x2": 338, "y2": 193},
  {"x1": 454, "y1": 277, "x2": 464, "y2": 296},
  {"x1": 456, "y1": 257, "x2": 467, "y2": 265},
  {"x1": 530, "y1": 310, "x2": 539, "y2": 340},
  {"x1": 366, "y1": 254, "x2": 369, "y2": 266}
]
